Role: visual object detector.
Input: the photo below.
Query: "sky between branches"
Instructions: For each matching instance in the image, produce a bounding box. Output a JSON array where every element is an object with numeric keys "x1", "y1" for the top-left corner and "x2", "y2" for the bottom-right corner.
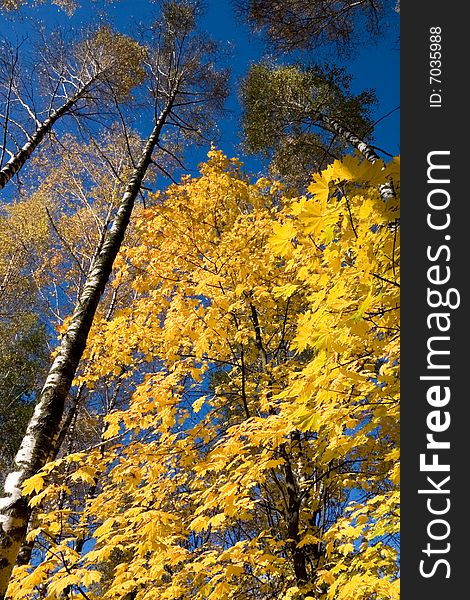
[{"x1": 0, "y1": 0, "x2": 399, "y2": 184}]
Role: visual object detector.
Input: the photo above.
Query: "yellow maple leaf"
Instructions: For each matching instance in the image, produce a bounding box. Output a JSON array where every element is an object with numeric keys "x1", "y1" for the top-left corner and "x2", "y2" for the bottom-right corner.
[
  {"x1": 324, "y1": 158, "x2": 356, "y2": 183},
  {"x1": 82, "y1": 570, "x2": 103, "y2": 586},
  {"x1": 300, "y1": 200, "x2": 325, "y2": 235},
  {"x1": 70, "y1": 466, "x2": 97, "y2": 485},
  {"x1": 318, "y1": 569, "x2": 336, "y2": 585},
  {"x1": 192, "y1": 396, "x2": 206, "y2": 413},
  {"x1": 226, "y1": 564, "x2": 245, "y2": 577},
  {"x1": 307, "y1": 172, "x2": 330, "y2": 202},
  {"x1": 22, "y1": 473, "x2": 45, "y2": 496},
  {"x1": 269, "y1": 220, "x2": 296, "y2": 256}
]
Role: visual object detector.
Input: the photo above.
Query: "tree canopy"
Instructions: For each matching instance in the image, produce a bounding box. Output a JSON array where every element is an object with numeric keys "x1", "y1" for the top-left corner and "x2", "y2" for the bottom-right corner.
[
  {"x1": 241, "y1": 62, "x2": 376, "y2": 189},
  {"x1": 8, "y1": 149, "x2": 400, "y2": 600},
  {"x1": 0, "y1": 2, "x2": 399, "y2": 599},
  {"x1": 236, "y1": 0, "x2": 397, "y2": 54}
]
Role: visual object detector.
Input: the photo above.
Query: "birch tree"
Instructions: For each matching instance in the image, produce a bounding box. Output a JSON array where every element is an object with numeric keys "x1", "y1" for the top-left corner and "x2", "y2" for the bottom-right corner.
[
  {"x1": 236, "y1": 0, "x2": 396, "y2": 54},
  {"x1": 0, "y1": 26, "x2": 145, "y2": 190},
  {"x1": 241, "y1": 62, "x2": 396, "y2": 202},
  {"x1": 0, "y1": 125, "x2": 145, "y2": 498},
  {"x1": 1, "y1": 0, "x2": 76, "y2": 12},
  {"x1": 0, "y1": 2, "x2": 228, "y2": 595}
]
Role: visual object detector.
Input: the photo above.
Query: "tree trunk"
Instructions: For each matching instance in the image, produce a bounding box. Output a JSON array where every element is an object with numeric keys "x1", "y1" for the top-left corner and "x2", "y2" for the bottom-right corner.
[
  {"x1": 286, "y1": 476, "x2": 308, "y2": 584},
  {"x1": 318, "y1": 113, "x2": 395, "y2": 201},
  {"x1": 14, "y1": 384, "x2": 85, "y2": 568},
  {"x1": 249, "y1": 303, "x2": 309, "y2": 591},
  {"x1": 0, "y1": 96, "x2": 175, "y2": 599}
]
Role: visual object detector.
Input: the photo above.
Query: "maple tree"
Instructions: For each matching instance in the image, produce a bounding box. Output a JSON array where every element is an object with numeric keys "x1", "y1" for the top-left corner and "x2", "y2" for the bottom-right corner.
[{"x1": 6, "y1": 149, "x2": 399, "y2": 600}]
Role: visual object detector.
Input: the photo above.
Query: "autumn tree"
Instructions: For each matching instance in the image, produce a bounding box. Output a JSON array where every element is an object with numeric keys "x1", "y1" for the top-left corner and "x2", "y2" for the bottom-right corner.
[
  {"x1": 0, "y1": 317, "x2": 48, "y2": 482},
  {"x1": 0, "y1": 124, "x2": 148, "y2": 491},
  {"x1": 8, "y1": 149, "x2": 399, "y2": 600},
  {"x1": 240, "y1": 62, "x2": 378, "y2": 190},
  {"x1": 236, "y1": 0, "x2": 396, "y2": 54},
  {"x1": 1, "y1": 0, "x2": 76, "y2": 12},
  {"x1": 0, "y1": 25, "x2": 145, "y2": 190},
  {"x1": 2, "y1": 127, "x2": 172, "y2": 569},
  {"x1": 24, "y1": 129, "x2": 149, "y2": 319},
  {"x1": 0, "y1": 194, "x2": 53, "y2": 481},
  {"x1": 0, "y1": 2, "x2": 228, "y2": 594}
]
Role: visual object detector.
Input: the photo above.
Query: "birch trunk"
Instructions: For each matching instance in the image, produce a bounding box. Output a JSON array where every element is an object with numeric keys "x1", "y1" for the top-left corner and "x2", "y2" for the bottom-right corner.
[
  {"x1": 0, "y1": 97, "x2": 174, "y2": 599},
  {"x1": 318, "y1": 113, "x2": 395, "y2": 200}
]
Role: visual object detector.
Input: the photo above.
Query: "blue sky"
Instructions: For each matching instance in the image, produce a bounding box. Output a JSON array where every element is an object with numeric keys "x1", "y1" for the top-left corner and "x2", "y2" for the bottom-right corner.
[{"x1": 0, "y1": 0, "x2": 399, "y2": 179}]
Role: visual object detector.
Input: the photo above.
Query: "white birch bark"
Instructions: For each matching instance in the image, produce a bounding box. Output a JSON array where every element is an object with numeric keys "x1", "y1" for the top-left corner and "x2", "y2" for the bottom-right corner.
[
  {"x1": 319, "y1": 113, "x2": 395, "y2": 201},
  {"x1": 0, "y1": 95, "x2": 175, "y2": 599}
]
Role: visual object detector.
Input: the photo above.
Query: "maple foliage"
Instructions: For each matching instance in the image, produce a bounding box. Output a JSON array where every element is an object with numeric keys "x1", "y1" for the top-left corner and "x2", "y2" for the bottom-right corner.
[{"x1": 9, "y1": 150, "x2": 399, "y2": 600}]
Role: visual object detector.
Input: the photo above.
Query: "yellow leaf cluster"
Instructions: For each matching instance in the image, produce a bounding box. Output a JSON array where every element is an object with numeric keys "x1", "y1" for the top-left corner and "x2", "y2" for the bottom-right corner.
[{"x1": 9, "y1": 150, "x2": 399, "y2": 600}]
